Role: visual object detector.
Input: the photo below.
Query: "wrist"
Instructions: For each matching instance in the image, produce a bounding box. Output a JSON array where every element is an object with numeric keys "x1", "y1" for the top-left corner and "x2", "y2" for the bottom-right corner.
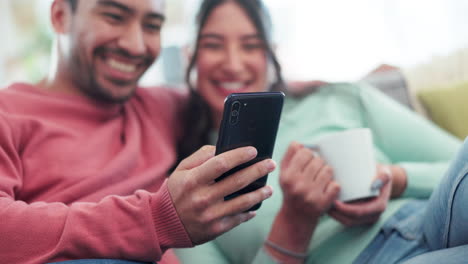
[
  {"x1": 264, "y1": 205, "x2": 317, "y2": 263},
  {"x1": 280, "y1": 201, "x2": 321, "y2": 224},
  {"x1": 264, "y1": 239, "x2": 307, "y2": 263},
  {"x1": 390, "y1": 165, "x2": 407, "y2": 198}
]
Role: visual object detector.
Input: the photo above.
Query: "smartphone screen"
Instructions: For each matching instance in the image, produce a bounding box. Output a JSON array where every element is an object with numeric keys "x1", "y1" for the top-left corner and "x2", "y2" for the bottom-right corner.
[{"x1": 215, "y1": 92, "x2": 284, "y2": 211}]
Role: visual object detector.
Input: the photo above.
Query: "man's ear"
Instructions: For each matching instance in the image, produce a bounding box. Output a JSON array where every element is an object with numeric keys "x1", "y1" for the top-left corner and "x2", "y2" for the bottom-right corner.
[{"x1": 50, "y1": 0, "x2": 73, "y2": 34}]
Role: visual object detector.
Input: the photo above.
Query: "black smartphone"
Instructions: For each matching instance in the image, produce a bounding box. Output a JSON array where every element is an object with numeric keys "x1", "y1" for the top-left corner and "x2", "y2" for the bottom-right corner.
[{"x1": 215, "y1": 92, "x2": 284, "y2": 211}]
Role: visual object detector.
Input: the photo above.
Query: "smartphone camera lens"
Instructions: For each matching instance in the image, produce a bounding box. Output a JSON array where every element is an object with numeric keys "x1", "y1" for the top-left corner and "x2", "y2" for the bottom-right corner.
[{"x1": 230, "y1": 101, "x2": 241, "y2": 125}]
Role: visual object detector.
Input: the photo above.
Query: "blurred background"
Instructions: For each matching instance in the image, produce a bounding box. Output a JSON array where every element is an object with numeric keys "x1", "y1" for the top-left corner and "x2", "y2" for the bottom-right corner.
[{"x1": 1, "y1": 0, "x2": 467, "y2": 89}]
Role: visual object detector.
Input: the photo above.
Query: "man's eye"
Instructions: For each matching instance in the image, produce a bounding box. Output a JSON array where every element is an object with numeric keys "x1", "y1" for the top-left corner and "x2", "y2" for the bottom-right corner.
[
  {"x1": 144, "y1": 23, "x2": 161, "y2": 33},
  {"x1": 103, "y1": 13, "x2": 123, "y2": 22}
]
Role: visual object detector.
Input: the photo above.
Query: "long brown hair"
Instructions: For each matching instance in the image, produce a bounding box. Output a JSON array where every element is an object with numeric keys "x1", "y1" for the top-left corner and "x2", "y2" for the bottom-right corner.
[{"x1": 175, "y1": 0, "x2": 285, "y2": 165}]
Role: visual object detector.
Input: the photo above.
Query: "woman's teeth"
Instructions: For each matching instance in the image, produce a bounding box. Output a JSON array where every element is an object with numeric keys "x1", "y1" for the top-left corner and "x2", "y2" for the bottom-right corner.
[
  {"x1": 108, "y1": 59, "x2": 137, "y2": 73},
  {"x1": 220, "y1": 82, "x2": 244, "y2": 91}
]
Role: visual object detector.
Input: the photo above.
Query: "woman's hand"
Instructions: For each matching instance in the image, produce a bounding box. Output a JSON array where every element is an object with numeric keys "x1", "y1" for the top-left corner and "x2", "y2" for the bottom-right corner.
[
  {"x1": 265, "y1": 142, "x2": 340, "y2": 264},
  {"x1": 280, "y1": 142, "x2": 340, "y2": 220},
  {"x1": 327, "y1": 164, "x2": 392, "y2": 227}
]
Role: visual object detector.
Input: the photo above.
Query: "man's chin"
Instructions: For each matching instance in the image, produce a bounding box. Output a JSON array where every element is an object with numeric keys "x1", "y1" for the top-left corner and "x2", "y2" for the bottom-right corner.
[{"x1": 83, "y1": 82, "x2": 137, "y2": 104}]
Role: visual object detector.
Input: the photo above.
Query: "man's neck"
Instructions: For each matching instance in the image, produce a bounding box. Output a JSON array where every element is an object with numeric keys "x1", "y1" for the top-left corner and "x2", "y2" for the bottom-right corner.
[
  {"x1": 39, "y1": 59, "x2": 83, "y2": 96},
  {"x1": 38, "y1": 75, "x2": 124, "y2": 111}
]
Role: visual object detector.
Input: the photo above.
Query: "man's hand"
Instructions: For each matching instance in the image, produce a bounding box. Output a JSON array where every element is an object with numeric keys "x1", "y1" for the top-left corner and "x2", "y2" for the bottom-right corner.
[
  {"x1": 168, "y1": 145, "x2": 276, "y2": 245},
  {"x1": 328, "y1": 165, "x2": 392, "y2": 227}
]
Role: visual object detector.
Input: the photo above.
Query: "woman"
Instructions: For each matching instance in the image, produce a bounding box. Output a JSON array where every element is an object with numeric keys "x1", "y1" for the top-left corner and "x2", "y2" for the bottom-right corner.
[{"x1": 174, "y1": 0, "x2": 463, "y2": 263}]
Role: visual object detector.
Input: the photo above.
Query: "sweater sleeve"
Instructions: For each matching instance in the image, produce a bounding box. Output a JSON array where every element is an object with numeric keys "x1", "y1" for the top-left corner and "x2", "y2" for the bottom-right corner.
[
  {"x1": 357, "y1": 83, "x2": 462, "y2": 198},
  {"x1": 0, "y1": 116, "x2": 192, "y2": 264}
]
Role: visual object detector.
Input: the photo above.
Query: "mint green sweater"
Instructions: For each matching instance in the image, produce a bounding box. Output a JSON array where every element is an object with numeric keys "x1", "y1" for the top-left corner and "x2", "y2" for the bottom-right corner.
[{"x1": 175, "y1": 83, "x2": 461, "y2": 264}]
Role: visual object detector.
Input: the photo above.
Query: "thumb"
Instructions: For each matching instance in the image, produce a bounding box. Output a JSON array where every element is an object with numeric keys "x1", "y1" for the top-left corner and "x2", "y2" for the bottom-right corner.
[{"x1": 371, "y1": 166, "x2": 392, "y2": 191}]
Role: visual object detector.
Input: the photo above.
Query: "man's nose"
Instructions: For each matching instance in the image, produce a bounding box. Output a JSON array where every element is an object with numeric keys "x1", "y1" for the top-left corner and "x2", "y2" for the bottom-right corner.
[{"x1": 118, "y1": 23, "x2": 146, "y2": 56}]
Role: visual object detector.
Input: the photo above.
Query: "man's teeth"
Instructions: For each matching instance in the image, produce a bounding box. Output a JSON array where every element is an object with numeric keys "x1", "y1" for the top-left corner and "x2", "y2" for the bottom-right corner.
[
  {"x1": 220, "y1": 82, "x2": 244, "y2": 91},
  {"x1": 108, "y1": 59, "x2": 137, "y2": 73}
]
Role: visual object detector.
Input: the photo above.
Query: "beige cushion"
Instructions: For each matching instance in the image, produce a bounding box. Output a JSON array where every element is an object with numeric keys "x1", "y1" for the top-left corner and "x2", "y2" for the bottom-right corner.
[{"x1": 418, "y1": 82, "x2": 468, "y2": 139}]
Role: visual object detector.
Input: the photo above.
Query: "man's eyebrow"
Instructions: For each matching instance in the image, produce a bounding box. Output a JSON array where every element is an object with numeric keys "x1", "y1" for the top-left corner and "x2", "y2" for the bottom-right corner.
[
  {"x1": 147, "y1": 13, "x2": 165, "y2": 22},
  {"x1": 96, "y1": 0, "x2": 165, "y2": 21},
  {"x1": 97, "y1": 0, "x2": 133, "y2": 13}
]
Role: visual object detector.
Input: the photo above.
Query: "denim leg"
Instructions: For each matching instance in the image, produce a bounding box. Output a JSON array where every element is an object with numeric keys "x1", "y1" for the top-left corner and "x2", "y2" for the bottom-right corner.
[
  {"x1": 402, "y1": 244, "x2": 468, "y2": 264},
  {"x1": 422, "y1": 139, "x2": 468, "y2": 250},
  {"x1": 49, "y1": 260, "x2": 154, "y2": 264},
  {"x1": 353, "y1": 200, "x2": 429, "y2": 264}
]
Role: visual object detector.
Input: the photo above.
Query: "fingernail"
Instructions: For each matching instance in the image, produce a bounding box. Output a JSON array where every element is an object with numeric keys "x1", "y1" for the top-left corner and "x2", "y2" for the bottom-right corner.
[
  {"x1": 311, "y1": 151, "x2": 320, "y2": 158},
  {"x1": 263, "y1": 186, "x2": 273, "y2": 197},
  {"x1": 264, "y1": 159, "x2": 276, "y2": 171},
  {"x1": 247, "y1": 211, "x2": 257, "y2": 221},
  {"x1": 247, "y1": 147, "x2": 257, "y2": 158},
  {"x1": 371, "y1": 179, "x2": 384, "y2": 191}
]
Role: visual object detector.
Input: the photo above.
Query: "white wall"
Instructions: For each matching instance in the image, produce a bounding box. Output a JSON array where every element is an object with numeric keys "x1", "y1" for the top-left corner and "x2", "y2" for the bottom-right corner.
[
  {"x1": 2, "y1": 0, "x2": 468, "y2": 87},
  {"x1": 267, "y1": 0, "x2": 468, "y2": 82}
]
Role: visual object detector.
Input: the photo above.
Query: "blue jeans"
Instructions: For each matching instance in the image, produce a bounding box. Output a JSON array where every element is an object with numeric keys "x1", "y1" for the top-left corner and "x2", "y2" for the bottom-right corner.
[
  {"x1": 50, "y1": 260, "x2": 153, "y2": 264},
  {"x1": 355, "y1": 138, "x2": 468, "y2": 264}
]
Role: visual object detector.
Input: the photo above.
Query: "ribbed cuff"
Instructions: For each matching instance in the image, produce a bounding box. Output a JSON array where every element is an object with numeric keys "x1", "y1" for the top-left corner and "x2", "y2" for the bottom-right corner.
[{"x1": 151, "y1": 181, "x2": 193, "y2": 250}]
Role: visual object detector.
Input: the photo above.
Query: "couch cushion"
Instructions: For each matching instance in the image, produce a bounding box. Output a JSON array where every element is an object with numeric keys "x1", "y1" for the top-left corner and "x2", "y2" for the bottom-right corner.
[{"x1": 418, "y1": 82, "x2": 468, "y2": 139}]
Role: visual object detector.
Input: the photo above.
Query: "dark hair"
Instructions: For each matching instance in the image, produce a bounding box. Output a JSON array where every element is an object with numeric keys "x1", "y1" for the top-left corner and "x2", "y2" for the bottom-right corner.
[
  {"x1": 175, "y1": 0, "x2": 284, "y2": 165},
  {"x1": 67, "y1": 0, "x2": 78, "y2": 12}
]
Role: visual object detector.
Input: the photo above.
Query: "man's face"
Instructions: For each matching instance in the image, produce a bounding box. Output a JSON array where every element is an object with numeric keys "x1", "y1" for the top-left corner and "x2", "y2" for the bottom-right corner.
[{"x1": 61, "y1": 0, "x2": 165, "y2": 103}]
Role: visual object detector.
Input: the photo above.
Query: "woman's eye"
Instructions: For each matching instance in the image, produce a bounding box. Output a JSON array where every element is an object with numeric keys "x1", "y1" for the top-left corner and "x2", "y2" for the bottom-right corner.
[
  {"x1": 200, "y1": 43, "x2": 223, "y2": 50},
  {"x1": 243, "y1": 43, "x2": 263, "y2": 51}
]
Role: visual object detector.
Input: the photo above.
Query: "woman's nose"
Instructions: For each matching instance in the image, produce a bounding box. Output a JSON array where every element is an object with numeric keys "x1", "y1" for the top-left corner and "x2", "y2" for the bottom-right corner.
[{"x1": 221, "y1": 45, "x2": 244, "y2": 74}]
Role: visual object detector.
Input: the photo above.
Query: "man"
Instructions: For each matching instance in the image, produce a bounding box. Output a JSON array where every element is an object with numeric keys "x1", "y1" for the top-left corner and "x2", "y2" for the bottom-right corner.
[{"x1": 0, "y1": 0, "x2": 275, "y2": 263}]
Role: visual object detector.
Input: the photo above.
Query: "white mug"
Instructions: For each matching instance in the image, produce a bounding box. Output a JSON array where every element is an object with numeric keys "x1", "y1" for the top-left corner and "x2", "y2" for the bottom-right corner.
[{"x1": 307, "y1": 128, "x2": 379, "y2": 202}]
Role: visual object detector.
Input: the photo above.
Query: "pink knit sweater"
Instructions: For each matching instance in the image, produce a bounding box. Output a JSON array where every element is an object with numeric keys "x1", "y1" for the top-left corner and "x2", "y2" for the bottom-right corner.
[{"x1": 0, "y1": 83, "x2": 192, "y2": 264}]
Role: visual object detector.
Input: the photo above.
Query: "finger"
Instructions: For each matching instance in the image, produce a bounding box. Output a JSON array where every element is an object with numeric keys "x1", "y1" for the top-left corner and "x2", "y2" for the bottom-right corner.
[
  {"x1": 333, "y1": 197, "x2": 385, "y2": 218},
  {"x1": 287, "y1": 148, "x2": 315, "y2": 175},
  {"x1": 378, "y1": 176, "x2": 392, "y2": 198},
  {"x1": 177, "y1": 145, "x2": 216, "y2": 170},
  {"x1": 328, "y1": 210, "x2": 354, "y2": 226},
  {"x1": 328, "y1": 210, "x2": 380, "y2": 226},
  {"x1": 309, "y1": 162, "x2": 332, "y2": 187},
  {"x1": 194, "y1": 146, "x2": 258, "y2": 183},
  {"x1": 280, "y1": 142, "x2": 302, "y2": 169},
  {"x1": 214, "y1": 185, "x2": 273, "y2": 217},
  {"x1": 302, "y1": 156, "x2": 325, "y2": 178},
  {"x1": 306, "y1": 144, "x2": 321, "y2": 158},
  {"x1": 213, "y1": 159, "x2": 276, "y2": 200},
  {"x1": 371, "y1": 165, "x2": 392, "y2": 190},
  {"x1": 324, "y1": 181, "x2": 340, "y2": 201}
]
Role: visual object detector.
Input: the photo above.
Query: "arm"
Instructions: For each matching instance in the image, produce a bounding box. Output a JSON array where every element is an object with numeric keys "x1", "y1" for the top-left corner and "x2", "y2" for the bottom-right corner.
[
  {"x1": 0, "y1": 115, "x2": 274, "y2": 264},
  {"x1": 358, "y1": 83, "x2": 461, "y2": 198},
  {"x1": 175, "y1": 144, "x2": 338, "y2": 264},
  {"x1": 0, "y1": 114, "x2": 191, "y2": 263},
  {"x1": 328, "y1": 83, "x2": 461, "y2": 227},
  {"x1": 263, "y1": 143, "x2": 339, "y2": 264},
  {"x1": 0, "y1": 180, "x2": 189, "y2": 263}
]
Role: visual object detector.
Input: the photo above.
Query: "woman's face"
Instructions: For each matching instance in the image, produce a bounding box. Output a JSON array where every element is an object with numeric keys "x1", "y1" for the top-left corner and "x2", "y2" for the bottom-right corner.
[{"x1": 196, "y1": 1, "x2": 268, "y2": 123}]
